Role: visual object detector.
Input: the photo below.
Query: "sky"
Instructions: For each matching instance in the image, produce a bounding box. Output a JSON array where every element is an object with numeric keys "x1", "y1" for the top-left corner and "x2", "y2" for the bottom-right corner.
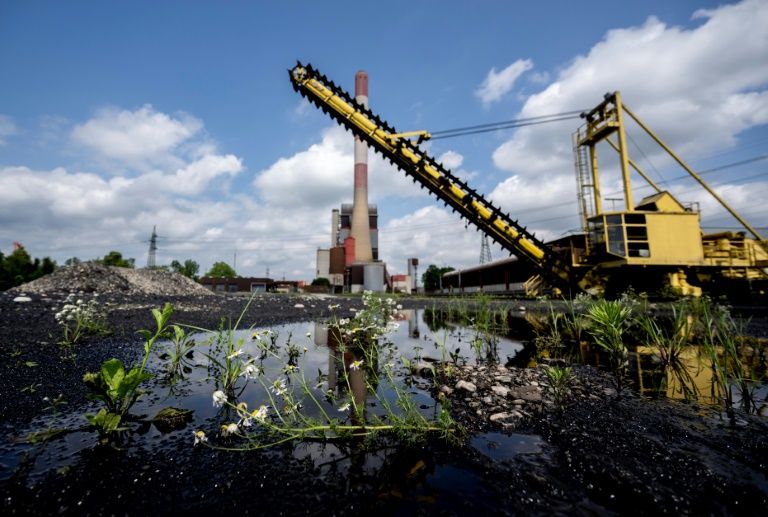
[{"x1": 1, "y1": 0, "x2": 767, "y2": 282}]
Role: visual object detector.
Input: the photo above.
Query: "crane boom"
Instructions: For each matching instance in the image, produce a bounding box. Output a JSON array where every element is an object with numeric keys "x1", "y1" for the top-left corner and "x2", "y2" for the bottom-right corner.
[{"x1": 289, "y1": 62, "x2": 573, "y2": 290}]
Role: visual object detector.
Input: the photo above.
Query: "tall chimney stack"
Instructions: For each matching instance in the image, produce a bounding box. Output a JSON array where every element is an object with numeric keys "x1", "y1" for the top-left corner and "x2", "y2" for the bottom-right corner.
[{"x1": 349, "y1": 70, "x2": 374, "y2": 263}]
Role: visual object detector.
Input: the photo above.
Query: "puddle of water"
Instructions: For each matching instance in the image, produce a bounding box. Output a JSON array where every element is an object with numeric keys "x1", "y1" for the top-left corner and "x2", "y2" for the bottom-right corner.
[
  {"x1": 0, "y1": 309, "x2": 528, "y2": 486},
  {"x1": 472, "y1": 432, "x2": 543, "y2": 461}
]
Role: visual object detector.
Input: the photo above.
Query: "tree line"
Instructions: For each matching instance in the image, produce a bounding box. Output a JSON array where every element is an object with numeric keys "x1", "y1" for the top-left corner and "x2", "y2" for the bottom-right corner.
[{"x1": 0, "y1": 245, "x2": 240, "y2": 291}]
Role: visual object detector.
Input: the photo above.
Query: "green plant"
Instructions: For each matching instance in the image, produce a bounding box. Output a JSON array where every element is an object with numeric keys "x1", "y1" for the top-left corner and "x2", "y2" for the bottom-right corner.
[
  {"x1": 157, "y1": 324, "x2": 197, "y2": 387},
  {"x1": 637, "y1": 301, "x2": 693, "y2": 371},
  {"x1": 21, "y1": 383, "x2": 41, "y2": 393},
  {"x1": 192, "y1": 291, "x2": 463, "y2": 450},
  {"x1": 544, "y1": 365, "x2": 573, "y2": 410},
  {"x1": 586, "y1": 299, "x2": 632, "y2": 400},
  {"x1": 532, "y1": 303, "x2": 565, "y2": 361},
  {"x1": 698, "y1": 303, "x2": 764, "y2": 417},
  {"x1": 55, "y1": 291, "x2": 110, "y2": 360},
  {"x1": 562, "y1": 293, "x2": 592, "y2": 342},
  {"x1": 194, "y1": 296, "x2": 263, "y2": 399},
  {"x1": 82, "y1": 303, "x2": 173, "y2": 441}
]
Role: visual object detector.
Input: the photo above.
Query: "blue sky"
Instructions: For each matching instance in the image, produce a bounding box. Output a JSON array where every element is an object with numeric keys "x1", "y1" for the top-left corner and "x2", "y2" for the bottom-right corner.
[{"x1": 1, "y1": 0, "x2": 767, "y2": 281}]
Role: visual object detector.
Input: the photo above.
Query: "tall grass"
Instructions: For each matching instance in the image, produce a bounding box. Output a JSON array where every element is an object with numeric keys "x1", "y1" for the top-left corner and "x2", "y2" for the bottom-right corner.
[
  {"x1": 698, "y1": 302, "x2": 764, "y2": 417},
  {"x1": 586, "y1": 300, "x2": 632, "y2": 400}
]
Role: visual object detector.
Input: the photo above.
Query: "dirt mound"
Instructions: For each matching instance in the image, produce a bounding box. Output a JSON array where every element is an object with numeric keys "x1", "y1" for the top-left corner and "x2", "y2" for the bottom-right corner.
[{"x1": 10, "y1": 262, "x2": 214, "y2": 296}]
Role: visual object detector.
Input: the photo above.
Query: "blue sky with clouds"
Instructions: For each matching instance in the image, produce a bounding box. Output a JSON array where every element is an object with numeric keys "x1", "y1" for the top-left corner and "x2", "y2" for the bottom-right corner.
[{"x1": 1, "y1": 0, "x2": 767, "y2": 280}]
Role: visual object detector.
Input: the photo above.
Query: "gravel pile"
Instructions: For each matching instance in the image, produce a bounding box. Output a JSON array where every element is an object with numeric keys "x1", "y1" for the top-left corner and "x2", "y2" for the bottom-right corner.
[{"x1": 9, "y1": 262, "x2": 214, "y2": 297}]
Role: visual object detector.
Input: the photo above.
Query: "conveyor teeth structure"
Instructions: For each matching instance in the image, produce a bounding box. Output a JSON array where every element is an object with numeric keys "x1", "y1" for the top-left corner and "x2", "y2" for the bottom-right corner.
[{"x1": 289, "y1": 61, "x2": 572, "y2": 290}]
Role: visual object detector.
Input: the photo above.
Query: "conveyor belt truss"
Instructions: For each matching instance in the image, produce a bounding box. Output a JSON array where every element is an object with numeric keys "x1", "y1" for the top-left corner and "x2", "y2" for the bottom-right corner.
[{"x1": 289, "y1": 62, "x2": 573, "y2": 290}]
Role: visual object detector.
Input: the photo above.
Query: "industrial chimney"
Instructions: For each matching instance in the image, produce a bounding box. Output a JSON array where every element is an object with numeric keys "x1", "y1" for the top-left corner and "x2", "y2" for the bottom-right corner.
[{"x1": 349, "y1": 70, "x2": 374, "y2": 263}]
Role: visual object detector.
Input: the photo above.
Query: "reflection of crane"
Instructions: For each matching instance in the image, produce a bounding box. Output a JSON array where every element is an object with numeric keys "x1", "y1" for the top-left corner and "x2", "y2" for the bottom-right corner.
[{"x1": 289, "y1": 62, "x2": 768, "y2": 298}]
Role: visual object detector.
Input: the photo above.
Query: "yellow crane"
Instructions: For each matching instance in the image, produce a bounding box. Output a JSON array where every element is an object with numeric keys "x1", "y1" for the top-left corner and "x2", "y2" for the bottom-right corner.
[{"x1": 290, "y1": 62, "x2": 768, "y2": 298}]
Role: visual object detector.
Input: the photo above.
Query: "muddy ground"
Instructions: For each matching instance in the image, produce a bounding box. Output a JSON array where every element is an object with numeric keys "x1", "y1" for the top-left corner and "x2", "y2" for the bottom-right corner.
[{"x1": 1, "y1": 290, "x2": 767, "y2": 516}]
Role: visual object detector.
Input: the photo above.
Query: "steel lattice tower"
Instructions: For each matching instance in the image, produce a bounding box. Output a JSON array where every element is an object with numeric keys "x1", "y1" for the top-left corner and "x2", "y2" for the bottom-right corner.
[
  {"x1": 146, "y1": 226, "x2": 157, "y2": 268},
  {"x1": 480, "y1": 235, "x2": 493, "y2": 265}
]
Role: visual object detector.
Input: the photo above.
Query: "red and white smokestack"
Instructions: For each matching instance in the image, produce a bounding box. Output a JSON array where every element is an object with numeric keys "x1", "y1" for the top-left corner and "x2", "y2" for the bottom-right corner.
[{"x1": 349, "y1": 70, "x2": 373, "y2": 263}]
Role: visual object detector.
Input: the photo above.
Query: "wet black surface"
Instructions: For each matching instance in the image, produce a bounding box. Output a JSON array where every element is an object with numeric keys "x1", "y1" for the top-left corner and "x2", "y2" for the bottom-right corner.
[{"x1": 2, "y1": 292, "x2": 768, "y2": 515}]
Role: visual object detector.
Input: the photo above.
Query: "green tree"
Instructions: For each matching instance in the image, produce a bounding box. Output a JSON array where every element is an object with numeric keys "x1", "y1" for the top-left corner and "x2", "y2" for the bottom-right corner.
[
  {"x1": 0, "y1": 245, "x2": 57, "y2": 290},
  {"x1": 205, "y1": 261, "x2": 237, "y2": 278},
  {"x1": 65, "y1": 257, "x2": 81, "y2": 266},
  {"x1": 422, "y1": 264, "x2": 455, "y2": 291},
  {"x1": 311, "y1": 277, "x2": 330, "y2": 287},
  {"x1": 171, "y1": 259, "x2": 201, "y2": 281},
  {"x1": 100, "y1": 251, "x2": 135, "y2": 268}
]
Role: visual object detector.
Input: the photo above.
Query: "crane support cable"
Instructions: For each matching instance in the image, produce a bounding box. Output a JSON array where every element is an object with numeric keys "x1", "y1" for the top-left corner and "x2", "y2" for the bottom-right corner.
[
  {"x1": 289, "y1": 62, "x2": 572, "y2": 288},
  {"x1": 431, "y1": 111, "x2": 585, "y2": 140}
]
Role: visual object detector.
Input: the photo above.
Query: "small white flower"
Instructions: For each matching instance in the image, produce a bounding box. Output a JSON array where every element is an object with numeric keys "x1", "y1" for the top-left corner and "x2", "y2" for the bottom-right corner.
[
  {"x1": 270, "y1": 378, "x2": 287, "y2": 396},
  {"x1": 228, "y1": 349, "x2": 244, "y2": 360},
  {"x1": 350, "y1": 359, "x2": 363, "y2": 370},
  {"x1": 252, "y1": 405, "x2": 269, "y2": 422},
  {"x1": 194, "y1": 430, "x2": 208, "y2": 445},
  {"x1": 220, "y1": 423, "x2": 239, "y2": 437},
  {"x1": 212, "y1": 390, "x2": 227, "y2": 407},
  {"x1": 396, "y1": 304, "x2": 402, "y2": 310},
  {"x1": 306, "y1": 332, "x2": 311, "y2": 338},
  {"x1": 282, "y1": 403, "x2": 302, "y2": 415},
  {"x1": 338, "y1": 403, "x2": 350, "y2": 412},
  {"x1": 241, "y1": 363, "x2": 261, "y2": 379}
]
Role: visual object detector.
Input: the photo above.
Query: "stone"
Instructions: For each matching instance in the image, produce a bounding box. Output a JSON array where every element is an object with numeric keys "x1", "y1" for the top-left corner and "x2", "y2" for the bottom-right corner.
[
  {"x1": 491, "y1": 385, "x2": 510, "y2": 398},
  {"x1": 489, "y1": 412, "x2": 511, "y2": 422},
  {"x1": 294, "y1": 304, "x2": 305, "y2": 308},
  {"x1": 455, "y1": 380, "x2": 477, "y2": 393},
  {"x1": 509, "y1": 385, "x2": 542, "y2": 403},
  {"x1": 13, "y1": 296, "x2": 32, "y2": 302}
]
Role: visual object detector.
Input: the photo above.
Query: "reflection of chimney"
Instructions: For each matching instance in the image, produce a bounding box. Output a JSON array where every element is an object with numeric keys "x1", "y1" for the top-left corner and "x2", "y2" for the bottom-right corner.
[{"x1": 350, "y1": 70, "x2": 373, "y2": 263}]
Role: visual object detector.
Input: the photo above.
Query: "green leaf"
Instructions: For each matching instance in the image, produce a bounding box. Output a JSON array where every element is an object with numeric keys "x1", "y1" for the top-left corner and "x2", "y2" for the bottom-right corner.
[
  {"x1": 120, "y1": 368, "x2": 153, "y2": 395},
  {"x1": 85, "y1": 408, "x2": 126, "y2": 434},
  {"x1": 25, "y1": 361, "x2": 38, "y2": 367},
  {"x1": 100, "y1": 358, "x2": 125, "y2": 392}
]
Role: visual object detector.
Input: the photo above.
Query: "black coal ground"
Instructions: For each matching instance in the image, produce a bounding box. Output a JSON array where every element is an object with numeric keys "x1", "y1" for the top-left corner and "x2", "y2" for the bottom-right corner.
[{"x1": 1, "y1": 292, "x2": 767, "y2": 516}]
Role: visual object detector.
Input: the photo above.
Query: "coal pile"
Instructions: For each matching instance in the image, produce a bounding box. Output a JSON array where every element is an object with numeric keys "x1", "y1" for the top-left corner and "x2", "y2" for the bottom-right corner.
[{"x1": 9, "y1": 262, "x2": 214, "y2": 297}]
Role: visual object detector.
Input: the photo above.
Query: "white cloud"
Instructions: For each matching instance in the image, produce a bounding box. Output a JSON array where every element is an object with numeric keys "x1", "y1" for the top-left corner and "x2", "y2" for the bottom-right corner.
[
  {"x1": 475, "y1": 59, "x2": 534, "y2": 108},
  {"x1": 0, "y1": 115, "x2": 18, "y2": 145},
  {"x1": 438, "y1": 150, "x2": 463, "y2": 170},
  {"x1": 382, "y1": 205, "x2": 491, "y2": 273},
  {"x1": 71, "y1": 104, "x2": 203, "y2": 167}
]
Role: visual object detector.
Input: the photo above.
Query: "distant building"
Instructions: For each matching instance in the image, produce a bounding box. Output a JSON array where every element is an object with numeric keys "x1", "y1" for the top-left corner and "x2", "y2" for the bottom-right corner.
[
  {"x1": 390, "y1": 274, "x2": 412, "y2": 294},
  {"x1": 200, "y1": 277, "x2": 304, "y2": 294}
]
